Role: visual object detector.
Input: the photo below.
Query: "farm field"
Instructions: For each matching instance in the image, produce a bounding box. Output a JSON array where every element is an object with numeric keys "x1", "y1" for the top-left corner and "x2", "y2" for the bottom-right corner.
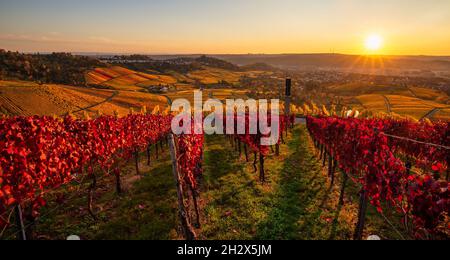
[
  {"x1": 328, "y1": 83, "x2": 412, "y2": 97},
  {"x1": 166, "y1": 89, "x2": 248, "y2": 104},
  {"x1": 187, "y1": 67, "x2": 243, "y2": 85},
  {"x1": 86, "y1": 66, "x2": 178, "y2": 91},
  {"x1": 327, "y1": 83, "x2": 450, "y2": 120},
  {"x1": 0, "y1": 80, "x2": 169, "y2": 117},
  {"x1": 409, "y1": 86, "x2": 450, "y2": 103},
  {"x1": 431, "y1": 108, "x2": 450, "y2": 121},
  {"x1": 356, "y1": 94, "x2": 389, "y2": 114}
]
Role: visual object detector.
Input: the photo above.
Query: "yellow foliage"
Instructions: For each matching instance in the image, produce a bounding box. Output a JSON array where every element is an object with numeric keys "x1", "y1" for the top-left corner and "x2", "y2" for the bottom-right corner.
[
  {"x1": 330, "y1": 105, "x2": 337, "y2": 116},
  {"x1": 152, "y1": 105, "x2": 160, "y2": 115},
  {"x1": 303, "y1": 103, "x2": 312, "y2": 115},
  {"x1": 113, "y1": 110, "x2": 120, "y2": 118},
  {"x1": 423, "y1": 118, "x2": 433, "y2": 126},
  {"x1": 83, "y1": 111, "x2": 91, "y2": 120},
  {"x1": 321, "y1": 105, "x2": 330, "y2": 116},
  {"x1": 162, "y1": 107, "x2": 171, "y2": 116},
  {"x1": 310, "y1": 101, "x2": 320, "y2": 115},
  {"x1": 141, "y1": 105, "x2": 147, "y2": 115}
]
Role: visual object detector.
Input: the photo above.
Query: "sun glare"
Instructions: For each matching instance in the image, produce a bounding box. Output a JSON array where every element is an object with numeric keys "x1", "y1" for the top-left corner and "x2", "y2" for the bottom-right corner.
[{"x1": 365, "y1": 34, "x2": 383, "y2": 52}]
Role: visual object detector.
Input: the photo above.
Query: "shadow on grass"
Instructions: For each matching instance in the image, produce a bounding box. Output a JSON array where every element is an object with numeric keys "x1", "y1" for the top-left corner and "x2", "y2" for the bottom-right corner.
[
  {"x1": 200, "y1": 135, "x2": 265, "y2": 240},
  {"x1": 255, "y1": 127, "x2": 347, "y2": 240},
  {"x1": 36, "y1": 152, "x2": 179, "y2": 240}
]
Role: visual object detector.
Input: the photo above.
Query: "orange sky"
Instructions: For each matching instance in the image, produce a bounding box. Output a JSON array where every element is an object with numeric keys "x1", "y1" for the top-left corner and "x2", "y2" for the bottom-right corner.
[{"x1": 0, "y1": 0, "x2": 449, "y2": 55}]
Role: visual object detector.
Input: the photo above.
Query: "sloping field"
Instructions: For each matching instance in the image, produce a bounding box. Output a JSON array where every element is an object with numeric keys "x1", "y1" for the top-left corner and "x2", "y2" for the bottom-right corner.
[
  {"x1": 110, "y1": 91, "x2": 169, "y2": 111},
  {"x1": 206, "y1": 89, "x2": 248, "y2": 101},
  {"x1": 187, "y1": 67, "x2": 242, "y2": 84},
  {"x1": 0, "y1": 80, "x2": 169, "y2": 117},
  {"x1": 356, "y1": 94, "x2": 389, "y2": 113},
  {"x1": 86, "y1": 66, "x2": 136, "y2": 85},
  {"x1": 409, "y1": 86, "x2": 449, "y2": 103},
  {"x1": 136, "y1": 73, "x2": 178, "y2": 88},
  {"x1": 329, "y1": 83, "x2": 413, "y2": 97},
  {"x1": 333, "y1": 82, "x2": 450, "y2": 120},
  {"x1": 0, "y1": 80, "x2": 97, "y2": 116},
  {"x1": 86, "y1": 67, "x2": 178, "y2": 91},
  {"x1": 166, "y1": 89, "x2": 248, "y2": 105},
  {"x1": 386, "y1": 95, "x2": 436, "y2": 119},
  {"x1": 431, "y1": 109, "x2": 450, "y2": 121},
  {"x1": 167, "y1": 71, "x2": 196, "y2": 84}
]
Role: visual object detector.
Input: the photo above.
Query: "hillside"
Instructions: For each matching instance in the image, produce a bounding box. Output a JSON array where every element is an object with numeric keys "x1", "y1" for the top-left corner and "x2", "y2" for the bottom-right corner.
[
  {"x1": 1, "y1": 50, "x2": 449, "y2": 122},
  {"x1": 0, "y1": 50, "x2": 104, "y2": 86},
  {"x1": 0, "y1": 80, "x2": 168, "y2": 117},
  {"x1": 213, "y1": 54, "x2": 450, "y2": 72},
  {"x1": 86, "y1": 66, "x2": 178, "y2": 91}
]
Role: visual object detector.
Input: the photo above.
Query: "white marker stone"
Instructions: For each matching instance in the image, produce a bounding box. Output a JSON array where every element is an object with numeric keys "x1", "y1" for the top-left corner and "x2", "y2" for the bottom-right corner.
[
  {"x1": 367, "y1": 235, "x2": 381, "y2": 240},
  {"x1": 67, "y1": 235, "x2": 81, "y2": 240}
]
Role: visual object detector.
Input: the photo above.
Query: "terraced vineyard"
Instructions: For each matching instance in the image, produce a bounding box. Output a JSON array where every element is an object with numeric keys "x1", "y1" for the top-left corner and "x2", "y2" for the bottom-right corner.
[{"x1": 0, "y1": 80, "x2": 169, "y2": 117}]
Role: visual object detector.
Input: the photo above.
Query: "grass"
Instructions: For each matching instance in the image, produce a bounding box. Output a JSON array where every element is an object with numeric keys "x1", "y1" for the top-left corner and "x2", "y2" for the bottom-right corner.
[
  {"x1": 200, "y1": 126, "x2": 409, "y2": 240},
  {"x1": 34, "y1": 148, "x2": 179, "y2": 240}
]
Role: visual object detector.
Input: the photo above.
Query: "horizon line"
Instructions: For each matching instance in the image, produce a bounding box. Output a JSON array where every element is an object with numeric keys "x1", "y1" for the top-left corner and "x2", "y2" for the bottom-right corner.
[{"x1": 3, "y1": 49, "x2": 450, "y2": 58}]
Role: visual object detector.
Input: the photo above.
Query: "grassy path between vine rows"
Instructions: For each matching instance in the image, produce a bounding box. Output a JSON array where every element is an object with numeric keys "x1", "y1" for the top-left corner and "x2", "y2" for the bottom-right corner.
[
  {"x1": 199, "y1": 126, "x2": 406, "y2": 240},
  {"x1": 28, "y1": 126, "x2": 405, "y2": 240}
]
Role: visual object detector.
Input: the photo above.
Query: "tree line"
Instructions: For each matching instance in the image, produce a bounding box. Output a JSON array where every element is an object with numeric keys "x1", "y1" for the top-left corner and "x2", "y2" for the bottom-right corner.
[{"x1": 0, "y1": 50, "x2": 104, "y2": 86}]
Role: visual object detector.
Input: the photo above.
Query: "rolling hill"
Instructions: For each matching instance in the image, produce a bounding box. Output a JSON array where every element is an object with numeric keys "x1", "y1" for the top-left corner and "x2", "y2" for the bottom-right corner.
[{"x1": 0, "y1": 80, "x2": 168, "y2": 117}]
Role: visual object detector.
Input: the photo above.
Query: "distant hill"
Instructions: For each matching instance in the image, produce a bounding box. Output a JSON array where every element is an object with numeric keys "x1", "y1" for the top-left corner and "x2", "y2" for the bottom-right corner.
[
  {"x1": 0, "y1": 50, "x2": 104, "y2": 86},
  {"x1": 211, "y1": 54, "x2": 450, "y2": 72},
  {"x1": 104, "y1": 55, "x2": 241, "y2": 74},
  {"x1": 241, "y1": 62, "x2": 278, "y2": 72}
]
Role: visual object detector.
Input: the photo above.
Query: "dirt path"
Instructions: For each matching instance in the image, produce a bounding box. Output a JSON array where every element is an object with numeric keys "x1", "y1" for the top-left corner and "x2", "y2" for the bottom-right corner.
[
  {"x1": 382, "y1": 95, "x2": 392, "y2": 114},
  {"x1": 421, "y1": 107, "x2": 441, "y2": 121},
  {"x1": 64, "y1": 90, "x2": 119, "y2": 115}
]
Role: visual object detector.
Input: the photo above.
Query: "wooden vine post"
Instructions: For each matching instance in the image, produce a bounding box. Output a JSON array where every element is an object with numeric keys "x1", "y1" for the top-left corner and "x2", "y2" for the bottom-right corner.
[
  {"x1": 354, "y1": 189, "x2": 369, "y2": 240},
  {"x1": 115, "y1": 169, "x2": 122, "y2": 194},
  {"x1": 331, "y1": 159, "x2": 337, "y2": 187},
  {"x1": 168, "y1": 134, "x2": 196, "y2": 240},
  {"x1": 134, "y1": 148, "x2": 140, "y2": 175},
  {"x1": 446, "y1": 152, "x2": 449, "y2": 181},
  {"x1": 339, "y1": 172, "x2": 349, "y2": 205},
  {"x1": 87, "y1": 172, "x2": 97, "y2": 220},
  {"x1": 259, "y1": 153, "x2": 265, "y2": 183},
  {"x1": 328, "y1": 155, "x2": 333, "y2": 179},
  {"x1": 243, "y1": 144, "x2": 249, "y2": 162},
  {"x1": 285, "y1": 78, "x2": 292, "y2": 121},
  {"x1": 253, "y1": 152, "x2": 258, "y2": 172},
  {"x1": 238, "y1": 139, "x2": 242, "y2": 157},
  {"x1": 15, "y1": 205, "x2": 27, "y2": 240},
  {"x1": 146, "y1": 144, "x2": 152, "y2": 166}
]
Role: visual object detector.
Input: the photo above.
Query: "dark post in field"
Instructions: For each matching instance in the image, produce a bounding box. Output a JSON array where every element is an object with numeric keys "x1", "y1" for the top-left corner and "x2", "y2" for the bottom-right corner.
[
  {"x1": 285, "y1": 78, "x2": 292, "y2": 117},
  {"x1": 168, "y1": 134, "x2": 196, "y2": 240},
  {"x1": 339, "y1": 172, "x2": 349, "y2": 205},
  {"x1": 354, "y1": 189, "x2": 369, "y2": 240},
  {"x1": 15, "y1": 205, "x2": 27, "y2": 240}
]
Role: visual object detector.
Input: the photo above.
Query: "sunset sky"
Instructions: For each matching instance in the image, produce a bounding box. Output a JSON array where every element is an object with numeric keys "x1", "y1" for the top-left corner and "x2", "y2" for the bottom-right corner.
[{"x1": 0, "y1": 0, "x2": 449, "y2": 55}]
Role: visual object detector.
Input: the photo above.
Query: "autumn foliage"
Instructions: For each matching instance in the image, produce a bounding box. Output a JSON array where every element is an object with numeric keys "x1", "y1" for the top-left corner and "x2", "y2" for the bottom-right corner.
[
  {"x1": 306, "y1": 116, "x2": 449, "y2": 237},
  {"x1": 0, "y1": 114, "x2": 205, "y2": 229}
]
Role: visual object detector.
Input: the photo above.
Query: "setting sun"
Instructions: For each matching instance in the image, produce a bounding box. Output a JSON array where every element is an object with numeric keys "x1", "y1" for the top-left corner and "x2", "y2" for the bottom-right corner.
[{"x1": 365, "y1": 34, "x2": 383, "y2": 52}]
